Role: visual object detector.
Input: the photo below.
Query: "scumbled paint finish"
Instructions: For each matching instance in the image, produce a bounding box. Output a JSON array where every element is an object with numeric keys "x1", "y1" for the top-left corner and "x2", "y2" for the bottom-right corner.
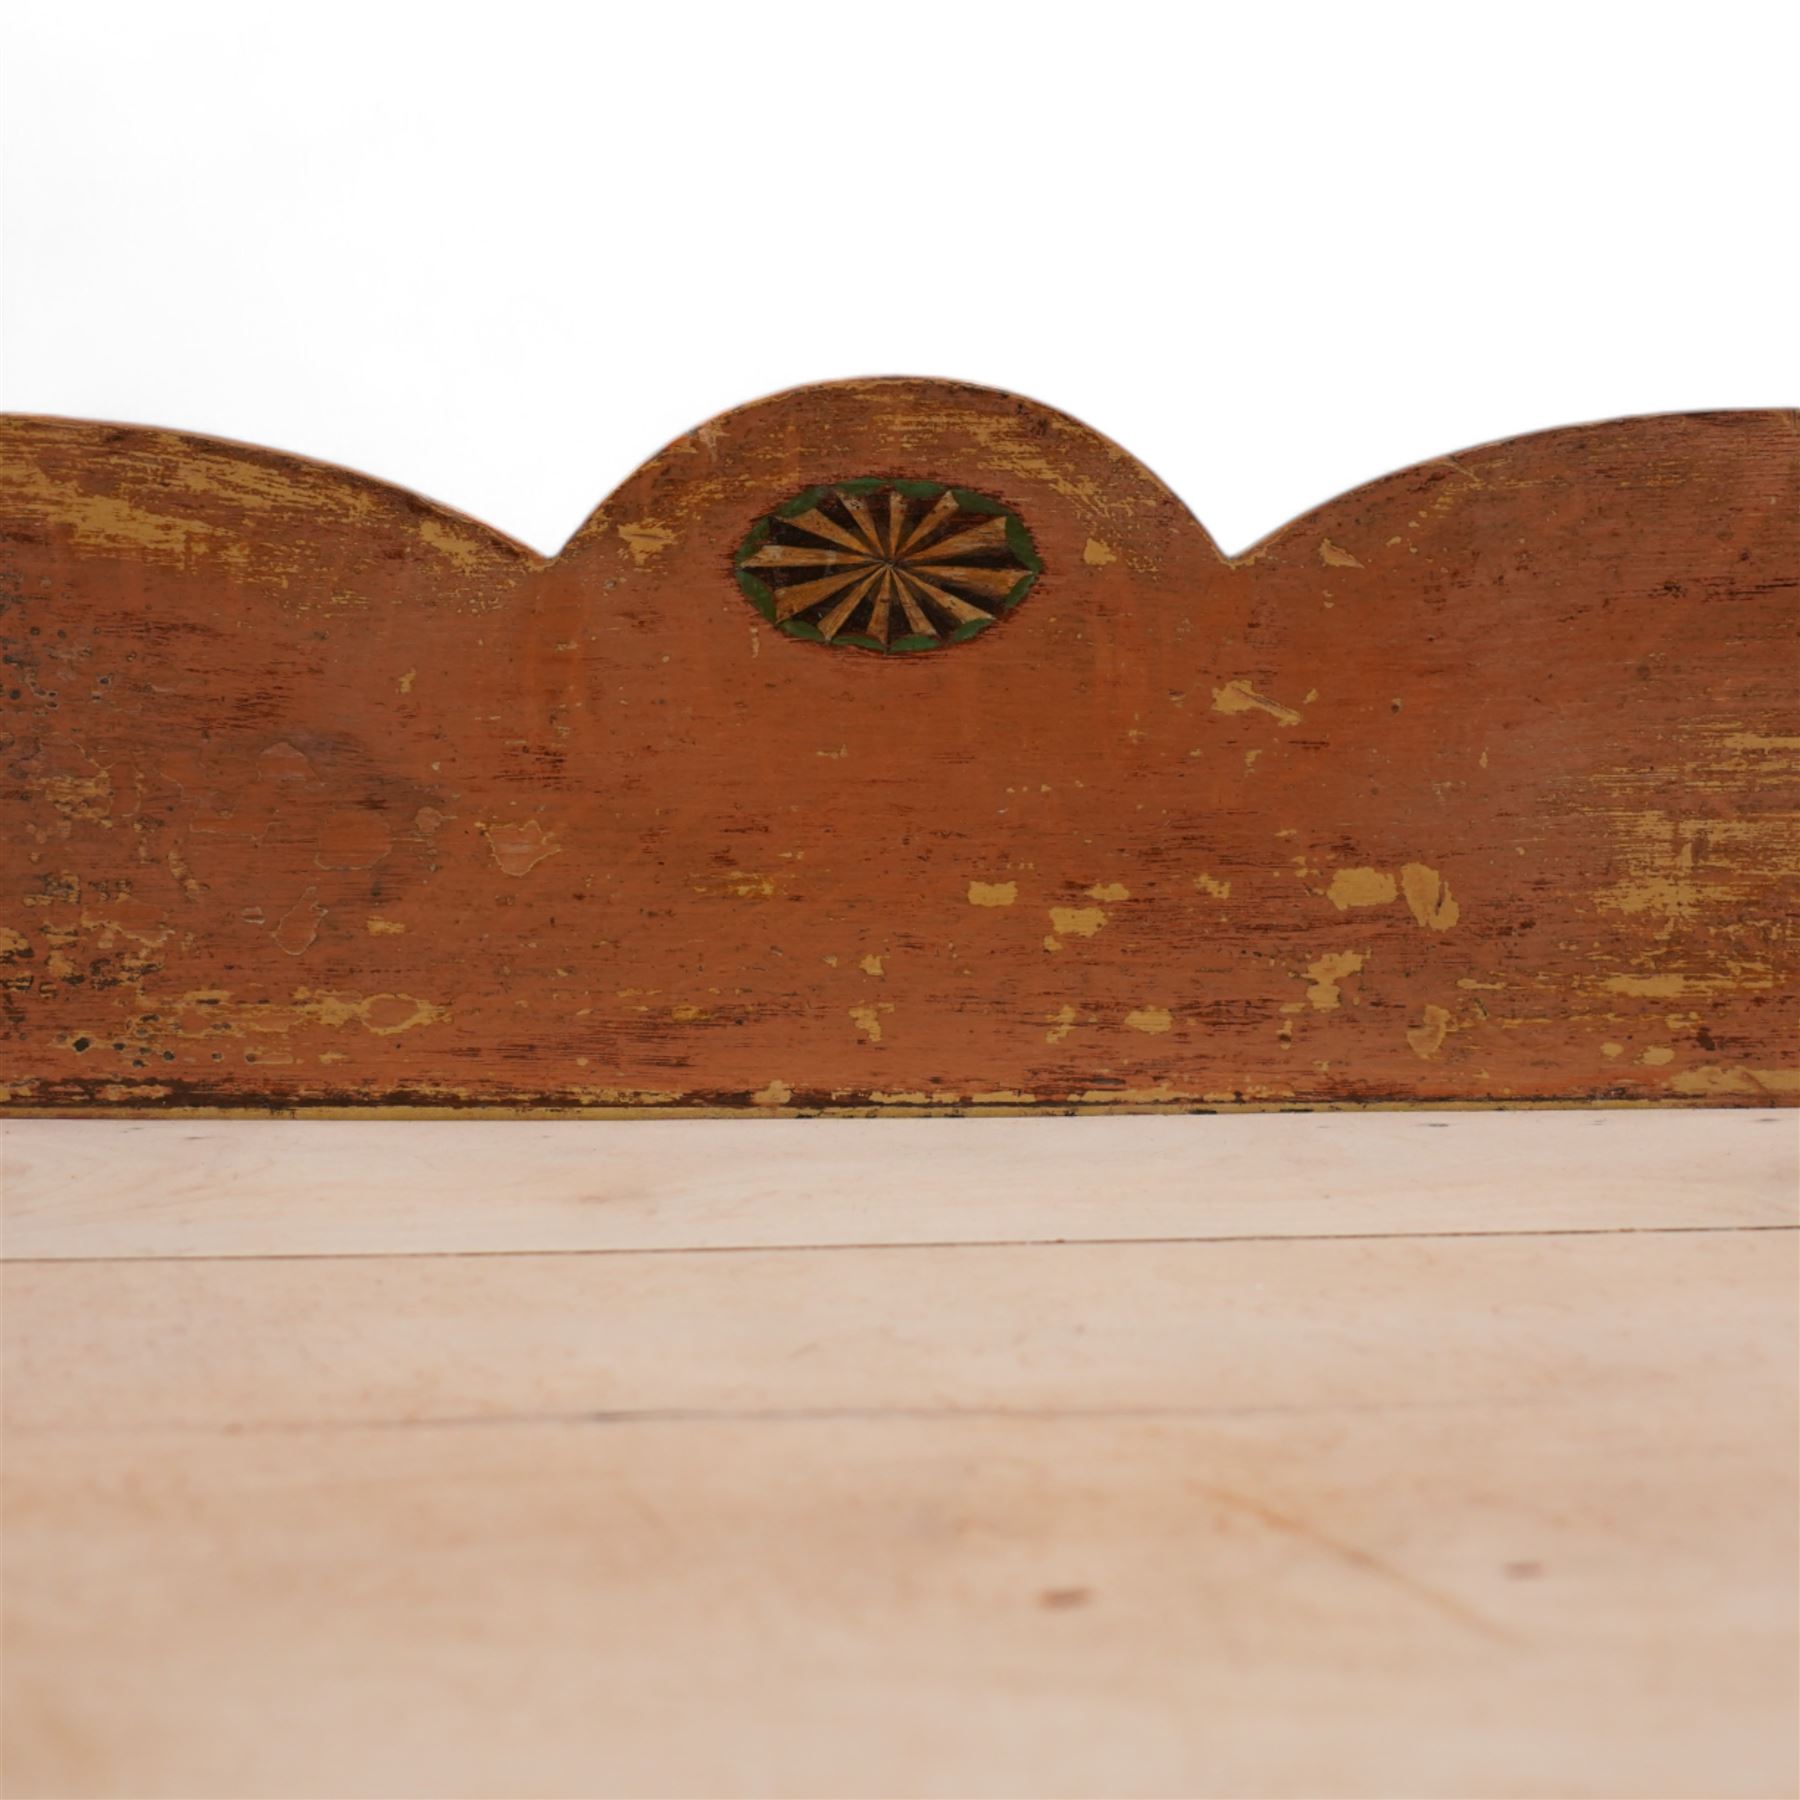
[{"x1": 0, "y1": 379, "x2": 1795, "y2": 1115}]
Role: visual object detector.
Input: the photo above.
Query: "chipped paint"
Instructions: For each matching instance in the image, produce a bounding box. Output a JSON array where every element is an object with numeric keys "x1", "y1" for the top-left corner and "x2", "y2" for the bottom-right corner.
[
  {"x1": 417, "y1": 518, "x2": 486, "y2": 573},
  {"x1": 1125, "y1": 1007, "x2": 1173, "y2": 1035},
  {"x1": 1603, "y1": 973, "x2": 1690, "y2": 998},
  {"x1": 346, "y1": 993, "x2": 448, "y2": 1036},
  {"x1": 617, "y1": 519, "x2": 677, "y2": 564},
  {"x1": 1212, "y1": 680, "x2": 1302, "y2": 726},
  {"x1": 1668, "y1": 1067, "x2": 1800, "y2": 1096},
  {"x1": 3, "y1": 391, "x2": 1793, "y2": 1118},
  {"x1": 1406, "y1": 1003, "x2": 1453, "y2": 1060},
  {"x1": 967, "y1": 881, "x2": 1018, "y2": 907},
  {"x1": 481, "y1": 820, "x2": 562, "y2": 878},
  {"x1": 1304, "y1": 950, "x2": 1366, "y2": 1011},
  {"x1": 692, "y1": 867, "x2": 775, "y2": 899},
  {"x1": 751, "y1": 1078, "x2": 793, "y2": 1108},
  {"x1": 1401, "y1": 863, "x2": 1460, "y2": 930},
  {"x1": 162, "y1": 987, "x2": 448, "y2": 1039},
  {"x1": 1076, "y1": 1085, "x2": 1185, "y2": 1105},
  {"x1": 849, "y1": 1003, "x2": 892, "y2": 1043},
  {"x1": 1048, "y1": 906, "x2": 1107, "y2": 938},
  {"x1": 1327, "y1": 867, "x2": 1397, "y2": 910},
  {"x1": 274, "y1": 889, "x2": 326, "y2": 957}
]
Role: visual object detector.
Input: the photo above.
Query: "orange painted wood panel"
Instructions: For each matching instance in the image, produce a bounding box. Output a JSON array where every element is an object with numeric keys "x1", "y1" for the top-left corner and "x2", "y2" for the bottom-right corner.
[{"x1": 1, "y1": 383, "x2": 1795, "y2": 1112}]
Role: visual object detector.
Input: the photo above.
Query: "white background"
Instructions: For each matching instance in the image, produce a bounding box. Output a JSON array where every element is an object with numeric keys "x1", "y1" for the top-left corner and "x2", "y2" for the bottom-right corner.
[{"x1": 2, "y1": 0, "x2": 1794, "y2": 558}]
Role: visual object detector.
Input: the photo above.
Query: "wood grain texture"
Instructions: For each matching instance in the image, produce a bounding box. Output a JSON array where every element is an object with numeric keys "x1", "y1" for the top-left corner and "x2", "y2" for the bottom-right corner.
[
  {"x1": 1, "y1": 383, "x2": 1796, "y2": 1114},
  {"x1": 2, "y1": 1114, "x2": 1795, "y2": 1799},
  {"x1": 3, "y1": 1111, "x2": 1794, "y2": 1260}
]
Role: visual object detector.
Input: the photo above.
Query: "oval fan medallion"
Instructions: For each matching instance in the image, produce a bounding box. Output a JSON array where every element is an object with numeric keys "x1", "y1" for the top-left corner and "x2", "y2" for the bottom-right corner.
[{"x1": 734, "y1": 480, "x2": 1040, "y2": 653}]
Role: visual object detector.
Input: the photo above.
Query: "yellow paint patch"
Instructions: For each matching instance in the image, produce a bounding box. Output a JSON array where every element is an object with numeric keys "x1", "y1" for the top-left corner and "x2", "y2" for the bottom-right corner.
[
  {"x1": 417, "y1": 518, "x2": 487, "y2": 573},
  {"x1": 398, "y1": 668, "x2": 417, "y2": 694},
  {"x1": 78, "y1": 898, "x2": 173, "y2": 950},
  {"x1": 1304, "y1": 950, "x2": 1366, "y2": 1011},
  {"x1": 1640, "y1": 1046, "x2": 1676, "y2": 1066},
  {"x1": 859, "y1": 954, "x2": 885, "y2": 976},
  {"x1": 1668, "y1": 1067, "x2": 1800, "y2": 1096},
  {"x1": 1087, "y1": 882, "x2": 1131, "y2": 902},
  {"x1": 1604, "y1": 973, "x2": 1688, "y2": 998},
  {"x1": 751, "y1": 1078, "x2": 793, "y2": 1108},
  {"x1": 1319, "y1": 537, "x2": 1363, "y2": 568},
  {"x1": 1212, "y1": 680, "x2": 1302, "y2": 726},
  {"x1": 167, "y1": 988, "x2": 448, "y2": 1040},
  {"x1": 273, "y1": 889, "x2": 326, "y2": 957},
  {"x1": 1406, "y1": 1003, "x2": 1453, "y2": 1060},
  {"x1": 1082, "y1": 537, "x2": 1117, "y2": 565},
  {"x1": 98, "y1": 1084, "x2": 173, "y2": 1104},
  {"x1": 968, "y1": 880, "x2": 1018, "y2": 907},
  {"x1": 0, "y1": 928, "x2": 28, "y2": 958},
  {"x1": 1601, "y1": 1041, "x2": 1624, "y2": 1058},
  {"x1": 353, "y1": 994, "x2": 448, "y2": 1036},
  {"x1": 1125, "y1": 1007, "x2": 1173, "y2": 1035},
  {"x1": 617, "y1": 519, "x2": 676, "y2": 564},
  {"x1": 1193, "y1": 872, "x2": 1232, "y2": 899},
  {"x1": 1045, "y1": 1005, "x2": 1078, "y2": 1044},
  {"x1": 692, "y1": 868, "x2": 776, "y2": 899},
  {"x1": 1048, "y1": 906, "x2": 1107, "y2": 938},
  {"x1": 481, "y1": 820, "x2": 561, "y2": 878},
  {"x1": 1327, "y1": 867, "x2": 1397, "y2": 910},
  {"x1": 849, "y1": 1004, "x2": 892, "y2": 1043},
  {"x1": 3, "y1": 462, "x2": 228, "y2": 565},
  {"x1": 1400, "y1": 863, "x2": 1460, "y2": 930},
  {"x1": 1071, "y1": 1087, "x2": 1151, "y2": 1105},
  {"x1": 365, "y1": 917, "x2": 407, "y2": 936}
]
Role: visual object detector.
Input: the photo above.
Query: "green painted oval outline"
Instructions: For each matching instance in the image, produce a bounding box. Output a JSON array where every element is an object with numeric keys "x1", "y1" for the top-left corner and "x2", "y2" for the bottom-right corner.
[{"x1": 733, "y1": 479, "x2": 1042, "y2": 655}]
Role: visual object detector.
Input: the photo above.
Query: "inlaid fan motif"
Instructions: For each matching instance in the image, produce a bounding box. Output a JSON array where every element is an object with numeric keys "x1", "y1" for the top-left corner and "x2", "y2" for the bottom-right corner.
[{"x1": 734, "y1": 479, "x2": 1040, "y2": 653}]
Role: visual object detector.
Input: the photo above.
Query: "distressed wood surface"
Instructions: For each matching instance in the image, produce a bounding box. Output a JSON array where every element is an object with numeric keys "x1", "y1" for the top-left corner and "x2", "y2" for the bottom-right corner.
[
  {"x1": 2, "y1": 1113, "x2": 1795, "y2": 1798},
  {"x1": 1, "y1": 383, "x2": 1795, "y2": 1114}
]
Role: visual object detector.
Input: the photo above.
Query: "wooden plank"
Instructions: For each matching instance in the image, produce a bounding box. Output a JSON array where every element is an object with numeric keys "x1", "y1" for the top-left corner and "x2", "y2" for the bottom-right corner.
[
  {"x1": 5, "y1": 1222, "x2": 1792, "y2": 1436},
  {"x1": 4, "y1": 1114, "x2": 1793, "y2": 1796},
  {"x1": 4, "y1": 1112, "x2": 1793, "y2": 1261},
  {"x1": 3, "y1": 387, "x2": 1796, "y2": 1115},
  {"x1": 5, "y1": 1387, "x2": 1793, "y2": 1797}
]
